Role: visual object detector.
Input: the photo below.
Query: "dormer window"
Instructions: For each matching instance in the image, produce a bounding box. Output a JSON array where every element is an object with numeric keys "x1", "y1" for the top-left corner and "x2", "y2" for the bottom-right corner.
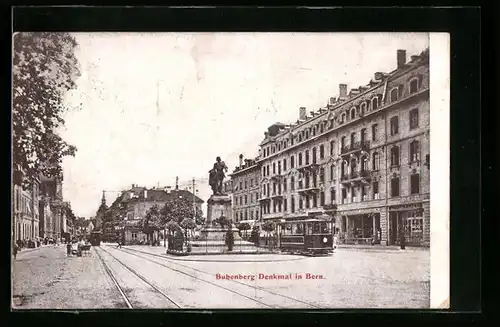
[
  {"x1": 390, "y1": 87, "x2": 399, "y2": 102},
  {"x1": 371, "y1": 97, "x2": 379, "y2": 110},
  {"x1": 360, "y1": 102, "x2": 367, "y2": 115},
  {"x1": 341, "y1": 112, "x2": 346, "y2": 123},
  {"x1": 350, "y1": 107, "x2": 356, "y2": 120},
  {"x1": 409, "y1": 78, "x2": 419, "y2": 94},
  {"x1": 320, "y1": 123, "x2": 324, "y2": 133}
]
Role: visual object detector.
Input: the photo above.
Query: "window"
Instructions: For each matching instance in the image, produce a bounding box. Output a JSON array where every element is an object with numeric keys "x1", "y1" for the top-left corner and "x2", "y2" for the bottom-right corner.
[
  {"x1": 273, "y1": 163, "x2": 276, "y2": 174},
  {"x1": 251, "y1": 210, "x2": 254, "y2": 219},
  {"x1": 320, "y1": 167, "x2": 325, "y2": 182},
  {"x1": 320, "y1": 192, "x2": 325, "y2": 206},
  {"x1": 239, "y1": 182, "x2": 243, "y2": 190},
  {"x1": 391, "y1": 177, "x2": 400, "y2": 197},
  {"x1": 306, "y1": 195, "x2": 311, "y2": 208},
  {"x1": 390, "y1": 116, "x2": 399, "y2": 135},
  {"x1": 372, "y1": 181, "x2": 379, "y2": 199},
  {"x1": 244, "y1": 180, "x2": 247, "y2": 189},
  {"x1": 320, "y1": 123, "x2": 324, "y2": 133},
  {"x1": 341, "y1": 112, "x2": 346, "y2": 123},
  {"x1": 361, "y1": 185, "x2": 369, "y2": 201},
  {"x1": 262, "y1": 185, "x2": 266, "y2": 196},
  {"x1": 411, "y1": 174, "x2": 420, "y2": 194},
  {"x1": 266, "y1": 165, "x2": 270, "y2": 176},
  {"x1": 290, "y1": 156, "x2": 295, "y2": 168},
  {"x1": 250, "y1": 179, "x2": 253, "y2": 187},
  {"x1": 320, "y1": 144, "x2": 325, "y2": 159},
  {"x1": 273, "y1": 183, "x2": 276, "y2": 194},
  {"x1": 372, "y1": 124, "x2": 378, "y2": 141},
  {"x1": 361, "y1": 156, "x2": 368, "y2": 172},
  {"x1": 305, "y1": 150, "x2": 310, "y2": 165},
  {"x1": 391, "y1": 147, "x2": 400, "y2": 166},
  {"x1": 299, "y1": 133, "x2": 302, "y2": 142},
  {"x1": 350, "y1": 107, "x2": 356, "y2": 120},
  {"x1": 284, "y1": 198, "x2": 288, "y2": 212},
  {"x1": 278, "y1": 161, "x2": 281, "y2": 175},
  {"x1": 330, "y1": 140, "x2": 335, "y2": 156},
  {"x1": 371, "y1": 97, "x2": 379, "y2": 110},
  {"x1": 283, "y1": 158, "x2": 287, "y2": 171},
  {"x1": 267, "y1": 184, "x2": 270, "y2": 196},
  {"x1": 305, "y1": 130, "x2": 309, "y2": 139},
  {"x1": 360, "y1": 102, "x2": 367, "y2": 115},
  {"x1": 330, "y1": 189, "x2": 336, "y2": 203},
  {"x1": 410, "y1": 108, "x2": 419, "y2": 129},
  {"x1": 410, "y1": 140, "x2": 421, "y2": 162},
  {"x1": 342, "y1": 188, "x2": 347, "y2": 203},
  {"x1": 312, "y1": 147, "x2": 317, "y2": 164},
  {"x1": 409, "y1": 78, "x2": 419, "y2": 94},
  {"x1": 283, "y1": 178, "x2": 287, "y2": 192},
  {"x1": 245, "y1": 210, "x2": 248, "y2": 220},
  {"x1": 372, "y1": 152, "x2": 380, "y2": 170},
  {"x1": 245, "y1": 195, "x2": 248, "y2": 204},
  {"x1": 299, "y1": 197, "x2": 303, "y2": 209},
  {"x1": 350, "y1": 132, "x2": 356, "y2": 146},
  {"x1": 291, "y1": 176, "x2": 295, "y2": 191},
  {"x1": 235, "y1": 197, "x2": 238, "y2": 205},
  {"x1": 341, "y1": 136, "x2": 346, "y2": 151},
  {"x1": 390, "y1": 87, "x2": 399, "y2": 102},
  {"x1": 262, "y1": 167, "x2": 266, "y2": 177},
  {"x1": 330, "y1": 164, "x2": 336, "y2": 180},
  {"x1": 291, "y1": 197, "x2": 295, "y2": 213},
  {"x1": 298, "y1": 153, "x2": 303, "y2": 166}
]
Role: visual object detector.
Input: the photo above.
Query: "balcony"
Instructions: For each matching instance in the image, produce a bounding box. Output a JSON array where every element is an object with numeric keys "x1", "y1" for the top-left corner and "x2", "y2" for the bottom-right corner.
[
  {"x1": 271, "y1": 192, "x2": 284, "y2": 199},
  {"x1": 270, "y1": 173, "x2": 284, "y2": 181},
  {"x1": 258, "y1": 194, "x2": 271, "y2": 202},
  {"x1": 297, "y1": 162, "x2": 320, "y2": 174},
  {"x1": 340, "y1": 141, "x2": 370, "y2": 158},
  {"x1": 323, "y1": 202, "x2": 338, "y2": 211},
  {"x1": 297, "y1": 184, "x2": 320, "y2": 195},
  {"x1": 340, "y1": 170, "x2": 372, "y2": 185}
]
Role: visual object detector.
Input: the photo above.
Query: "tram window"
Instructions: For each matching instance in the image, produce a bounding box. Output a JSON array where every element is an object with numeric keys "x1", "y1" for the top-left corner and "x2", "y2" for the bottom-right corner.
[
  {"x1": 320, "y1": 222, "x2": 330, "y2": 233},
  {"x1": 284, "y1": 224, "x2": 292, "y2": 235},
  {"x1": 296, "y1": 223, "x2": 303, "y2": 234},
  {"x1": 306, "y1": 223, "x2": 313, "y2": 235},
  {"x1": 313, "y1": 223, "x2": 321, "y2": 234}
]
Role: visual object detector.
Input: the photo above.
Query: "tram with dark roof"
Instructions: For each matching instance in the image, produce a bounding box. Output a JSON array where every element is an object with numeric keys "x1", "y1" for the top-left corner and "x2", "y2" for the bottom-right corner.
[{"x1": 277, "y1": 218, "x2": 336, "y2": 256}]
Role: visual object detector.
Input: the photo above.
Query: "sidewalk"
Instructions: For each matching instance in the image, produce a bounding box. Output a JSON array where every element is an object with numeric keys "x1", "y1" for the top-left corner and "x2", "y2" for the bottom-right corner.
[
  {"x1": 337, "y1": 244, "x2": 429, "y2": 252},
  {"x1": 16, "y1": 244, "x2": 56, "y2": 255}
]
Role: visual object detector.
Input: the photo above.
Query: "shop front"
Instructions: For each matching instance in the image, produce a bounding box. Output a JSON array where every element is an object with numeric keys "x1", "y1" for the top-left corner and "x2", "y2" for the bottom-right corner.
[
  {"x1": 387, "y1": 203, "x2": 425, "y2": 246},
  {"x1": 338, "y1": 211, "x2": 381, "y2": 245}
]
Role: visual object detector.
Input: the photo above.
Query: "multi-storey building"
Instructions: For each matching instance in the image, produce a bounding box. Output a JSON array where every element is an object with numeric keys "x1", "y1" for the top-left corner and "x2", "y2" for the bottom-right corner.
[
  {"x1": 229, "y1": 155, "x2": 262, "y2": 223},
  {"x1": 13, "y1": 180, "x2": 40, "y2": 242},
  {"x1": 258, "y1": 48, "x2": 430, "y2": 247},
  {"x1": 38, "y1": 174, "x2": 65, "y2": 241}
]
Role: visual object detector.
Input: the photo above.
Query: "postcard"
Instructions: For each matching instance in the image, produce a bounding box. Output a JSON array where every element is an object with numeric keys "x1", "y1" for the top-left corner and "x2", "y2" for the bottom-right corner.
[{"x1": 11, "y1": 31, "x2": 449, "y2": 310}]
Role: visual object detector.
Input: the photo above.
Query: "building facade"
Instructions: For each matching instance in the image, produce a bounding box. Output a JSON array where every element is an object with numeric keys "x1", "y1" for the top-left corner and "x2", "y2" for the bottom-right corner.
[
  {"x1": 229, "y1": 155, "x2": 262, "y2": 223},
  {"x1": 258, "y1": 48, "x2": 430, "y2": 247},
  {"x1": 13, "y1": 181, "x2": 39, "y2": 242},
  {"x1": 38, "y1": 175, "x2": 65, "y2": 241}
]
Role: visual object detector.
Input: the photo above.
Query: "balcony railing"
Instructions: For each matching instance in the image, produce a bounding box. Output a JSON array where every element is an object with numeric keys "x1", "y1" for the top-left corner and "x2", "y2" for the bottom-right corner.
[
  {"x1": 341, "y1": 170, "x2": 372, "y2": 184},
  {"x1": 323, "y1": 203, "x2": 337, "y2": 210},
  {"x1": 340, "y1": 141, "x2": 370, "y2": 155}
]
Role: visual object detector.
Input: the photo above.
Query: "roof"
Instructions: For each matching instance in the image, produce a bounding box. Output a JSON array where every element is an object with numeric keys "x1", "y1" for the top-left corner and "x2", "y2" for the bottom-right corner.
[{"x1": 121, "y1": 188, "x2": 204, "y2": 204}]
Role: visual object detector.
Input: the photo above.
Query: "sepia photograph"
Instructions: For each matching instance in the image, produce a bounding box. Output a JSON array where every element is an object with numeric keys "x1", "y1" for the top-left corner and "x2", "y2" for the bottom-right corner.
[{"x1": 11, "y1": 32, "x2": 449, "y2": 310}]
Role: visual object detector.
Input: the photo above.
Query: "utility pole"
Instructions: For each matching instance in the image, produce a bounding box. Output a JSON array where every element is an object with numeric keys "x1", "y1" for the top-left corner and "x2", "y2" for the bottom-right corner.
[{"x1": 192, "y1": 178, "x2": 196, "y2": 218}]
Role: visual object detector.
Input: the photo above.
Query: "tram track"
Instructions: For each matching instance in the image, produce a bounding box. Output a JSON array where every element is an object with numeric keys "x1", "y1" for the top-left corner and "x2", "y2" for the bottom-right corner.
[
  {"x1": 95, "y1": 246, "x2": 181, "y2": 308},
  {"x1": 111, "y1": 245, "x2": 324, "y2": 309}
]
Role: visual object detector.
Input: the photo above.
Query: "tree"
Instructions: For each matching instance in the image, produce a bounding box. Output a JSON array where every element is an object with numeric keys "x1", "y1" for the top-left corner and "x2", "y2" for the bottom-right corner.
[
  {"x1": 262, "y1": 221, "x2": 276, "y2": 249},
  {"x1": 237, "y1": 222, "x2": 252, "y2": 240},
  {"x1": 142, "y1": 204, "x2": 163, "y2": 245},
  {"x1": 162, "y1": 196, "x2": 196, "y2": 226},
  {"x1": 250, "y1": 225, "x2": 260, "y2": 245},
  {"x1": 13, "y1": 32, "x2": 81, "y2": 190}
]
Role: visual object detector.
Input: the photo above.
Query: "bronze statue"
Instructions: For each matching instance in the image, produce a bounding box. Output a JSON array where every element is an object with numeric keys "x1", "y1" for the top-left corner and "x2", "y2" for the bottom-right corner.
[{"x1": 209, "y1": 156, "x2": 228, "y2": 195}]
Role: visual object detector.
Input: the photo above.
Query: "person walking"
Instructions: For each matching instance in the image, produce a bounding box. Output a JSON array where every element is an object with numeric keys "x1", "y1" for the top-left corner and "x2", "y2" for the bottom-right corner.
[{"x1": 13, "y1": 241, "x2": 18, "y2": 260}]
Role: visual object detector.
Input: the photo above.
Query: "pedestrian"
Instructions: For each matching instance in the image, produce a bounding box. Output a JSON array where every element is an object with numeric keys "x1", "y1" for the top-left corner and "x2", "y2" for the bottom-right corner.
[{"x1": 13, "y1": 242, "x2": 18, "y2": 259}]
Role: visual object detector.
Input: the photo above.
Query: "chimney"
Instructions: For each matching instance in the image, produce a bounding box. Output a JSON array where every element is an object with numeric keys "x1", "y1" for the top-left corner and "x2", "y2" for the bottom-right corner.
[
  {"x1": 239, "y1": 154, "x2": 244, "y2": 168},
  {"x1": 397, "y1": 49, "x2": 406, "y2": 68},
  {"x1": 132, "y1": 184, "x2": 135, "y2": 188},
  {"x1": 299, "y1": 107, "x2": 307, "y2": 120},
  {"x1": 339, "y1": 84, "x2": 347, "y2": 99},
  {"x1": 329, "y1": 97, "x2": 336, "y2": 106},
  {"x1": 374, "y1": 72, "x2": 384, "y2": 80}
]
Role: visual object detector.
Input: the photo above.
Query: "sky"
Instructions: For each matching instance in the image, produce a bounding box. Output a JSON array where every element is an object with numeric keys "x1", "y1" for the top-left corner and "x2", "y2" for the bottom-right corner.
[{"x1": 59, "y1": 32, "x2": 429, "y2": 218}]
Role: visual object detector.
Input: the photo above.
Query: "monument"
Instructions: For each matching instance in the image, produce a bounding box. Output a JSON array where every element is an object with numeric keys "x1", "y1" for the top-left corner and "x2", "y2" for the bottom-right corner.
[{"x1": 191, "y1": 157, "x2": 243, "y2": 249}]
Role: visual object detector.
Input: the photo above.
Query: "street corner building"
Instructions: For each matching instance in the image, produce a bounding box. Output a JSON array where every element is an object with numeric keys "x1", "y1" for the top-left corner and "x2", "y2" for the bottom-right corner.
[{"x1": 256, "y1": 48, "x2": 430, "y2": 247}]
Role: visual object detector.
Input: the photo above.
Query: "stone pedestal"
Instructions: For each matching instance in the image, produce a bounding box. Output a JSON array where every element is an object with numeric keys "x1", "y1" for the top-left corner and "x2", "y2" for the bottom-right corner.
[{"x1": 206, "y1": 194, "x2": 232, "y2": 224}]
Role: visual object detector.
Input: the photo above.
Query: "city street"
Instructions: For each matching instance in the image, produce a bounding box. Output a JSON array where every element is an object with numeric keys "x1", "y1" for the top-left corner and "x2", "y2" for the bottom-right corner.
[{"x1": 12, "y1": 244, "x2": 429, "y2": 309}]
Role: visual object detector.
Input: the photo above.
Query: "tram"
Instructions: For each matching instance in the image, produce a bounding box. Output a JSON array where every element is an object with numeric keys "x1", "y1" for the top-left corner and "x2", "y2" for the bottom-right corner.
[
  {"x1": 277, "y1": 218, "x2": 335, "y2": 256},
  {"x1": 89, "y1": 231, "x2": 102, "y2": 246}
]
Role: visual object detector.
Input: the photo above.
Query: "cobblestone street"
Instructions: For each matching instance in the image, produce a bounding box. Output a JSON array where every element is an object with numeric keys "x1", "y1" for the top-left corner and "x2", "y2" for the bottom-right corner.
[{"x1": 12, "y1": 244, "x2": 429, "y2": 309}]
